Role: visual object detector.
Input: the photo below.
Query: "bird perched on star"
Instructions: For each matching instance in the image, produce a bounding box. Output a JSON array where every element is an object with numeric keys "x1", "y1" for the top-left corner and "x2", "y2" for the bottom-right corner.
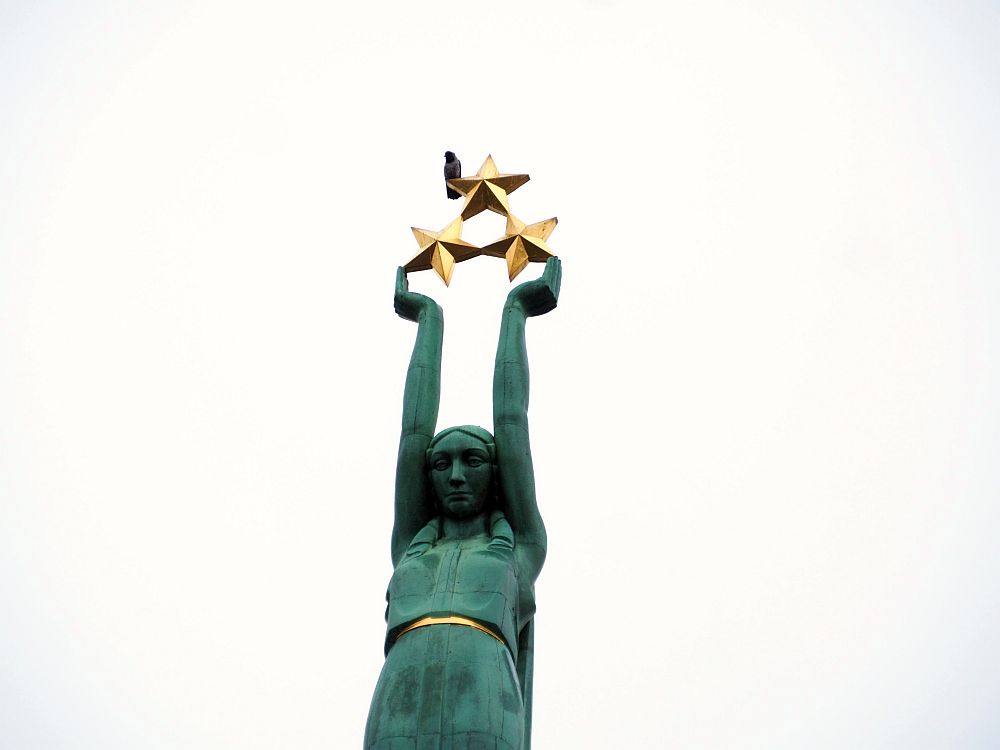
[{"x1": 444, "y1": 151, "x2": 461, "y2": 199}]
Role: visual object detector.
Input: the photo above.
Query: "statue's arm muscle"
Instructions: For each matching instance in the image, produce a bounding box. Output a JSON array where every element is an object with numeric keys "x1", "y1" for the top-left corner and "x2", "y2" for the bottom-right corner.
[
  {"x1": 392, "y1": 269, "x2": 443, "y2": 565},
  {"x1": 494, "y1": 258, "x2": 560, "y2": 580}
]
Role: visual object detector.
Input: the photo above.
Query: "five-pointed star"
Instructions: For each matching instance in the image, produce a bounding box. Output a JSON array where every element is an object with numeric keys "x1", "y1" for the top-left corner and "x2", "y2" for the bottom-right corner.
[
  {"x1": 405, "y1": 216, "x2": 480, "y2": 286},
  {"x1": 481, "y1": 214, "x2": 558, "y2": 281},
  {"x1": 447, "y1": 155, "x2": 530, "y2": 220}
]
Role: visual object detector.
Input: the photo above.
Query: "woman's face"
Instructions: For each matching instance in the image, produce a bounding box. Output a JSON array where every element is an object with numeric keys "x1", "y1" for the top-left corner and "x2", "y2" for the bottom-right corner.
[{"x1": 429, "y1": 432, "x2": 493, "y2": 519}]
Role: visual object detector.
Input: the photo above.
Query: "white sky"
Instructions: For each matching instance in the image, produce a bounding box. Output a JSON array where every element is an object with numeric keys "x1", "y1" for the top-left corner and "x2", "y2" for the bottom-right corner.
[{"x1": 2, "y1": 1, "x2": 999, "y2": 747}]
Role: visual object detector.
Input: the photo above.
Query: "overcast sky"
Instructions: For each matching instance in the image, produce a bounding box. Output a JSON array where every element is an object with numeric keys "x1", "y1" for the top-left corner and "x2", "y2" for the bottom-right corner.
[{"x1": 2, "y1": 1, "x2": 999, "y2": 747}]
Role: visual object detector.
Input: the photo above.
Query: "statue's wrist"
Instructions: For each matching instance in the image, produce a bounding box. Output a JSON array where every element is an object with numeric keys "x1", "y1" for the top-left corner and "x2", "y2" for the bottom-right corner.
[
  {"x1": 418, "y1": 304, "x2": 443, "y2": 323},
  {"x1": 503, "y1": 294, "x2": 527, "y2": 316}
]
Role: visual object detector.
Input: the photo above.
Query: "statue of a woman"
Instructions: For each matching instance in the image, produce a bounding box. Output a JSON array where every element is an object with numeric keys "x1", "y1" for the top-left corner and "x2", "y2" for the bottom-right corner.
[{"x1": 364, "y1": 257, "x2": 562, "y2": 750}]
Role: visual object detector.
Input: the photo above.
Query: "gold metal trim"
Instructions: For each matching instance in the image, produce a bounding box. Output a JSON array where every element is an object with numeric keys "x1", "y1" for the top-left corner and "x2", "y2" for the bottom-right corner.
[{"x1": 395, "y1": 616, "x2": 505, "y2": 645}]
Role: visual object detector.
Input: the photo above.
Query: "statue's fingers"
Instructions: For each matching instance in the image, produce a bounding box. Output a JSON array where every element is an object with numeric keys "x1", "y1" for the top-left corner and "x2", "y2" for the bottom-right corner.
[
  {"x1": 542, "y1": 256, "x2": 561, "y2": 299},
  {"x1": 396, "y1": 266, "x2": 409, "y2": 295},
  {"x1": 542, "y1": 256, "x2": 557, "y2": 278}
]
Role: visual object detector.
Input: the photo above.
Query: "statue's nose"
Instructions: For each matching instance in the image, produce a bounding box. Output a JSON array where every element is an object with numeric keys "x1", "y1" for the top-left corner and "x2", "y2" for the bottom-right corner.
[{"x1": 449, "y1": 465, "x2": 466, "y2": 485}]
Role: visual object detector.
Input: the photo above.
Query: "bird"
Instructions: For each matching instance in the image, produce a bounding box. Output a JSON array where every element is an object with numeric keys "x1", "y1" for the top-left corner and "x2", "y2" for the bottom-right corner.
[{"x1": 444, "y1": 151, "x2": 461, "y2": 199}]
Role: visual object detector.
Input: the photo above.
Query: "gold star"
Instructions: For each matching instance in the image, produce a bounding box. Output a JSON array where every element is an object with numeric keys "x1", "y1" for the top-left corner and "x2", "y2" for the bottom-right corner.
[
  {"x1": 447, "y1": 155, "x2": 530, "y2": 220},
  {"x1": 405, "y1": 217, "x2": 480, "y2": 286},
  {"x1": 482, "y1": 214, "x2": 558, "y2": 281}
]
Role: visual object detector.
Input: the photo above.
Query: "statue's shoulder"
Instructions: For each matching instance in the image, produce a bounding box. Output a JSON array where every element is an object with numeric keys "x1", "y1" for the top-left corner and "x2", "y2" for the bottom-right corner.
[
  {"x1": 488, "y1": 510, "x2": 515, "y2": 550},
  {"x1": 398, "y1": 517, "x2": 442, "y2": 563}
]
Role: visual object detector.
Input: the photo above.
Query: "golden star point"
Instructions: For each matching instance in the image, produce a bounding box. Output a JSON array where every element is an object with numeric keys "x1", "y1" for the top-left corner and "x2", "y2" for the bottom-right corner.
[
  {"x1": 482, "y1": 214, "x2": 558, "y2": 281},
  {"x1": 447, "y1": 155, "x2": 530, "y2": 221},
  {"x1": 405, "y1": 216, "x2": 480, "y2": 286}
]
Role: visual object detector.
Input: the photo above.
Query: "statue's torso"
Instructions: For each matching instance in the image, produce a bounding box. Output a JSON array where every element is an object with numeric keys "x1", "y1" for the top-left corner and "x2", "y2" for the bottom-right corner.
[
  {"x1": 385, "y1": 517, "x2": 530, "y2": 661},
  {"x1": 366, "y1": 516, "x2": 530, "y2": 749}
]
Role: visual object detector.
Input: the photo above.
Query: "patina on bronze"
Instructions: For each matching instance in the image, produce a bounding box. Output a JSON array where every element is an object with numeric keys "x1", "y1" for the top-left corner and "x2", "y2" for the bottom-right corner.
[{"x1": 364, "y1": 248, "x2": 561, "y2": 749}]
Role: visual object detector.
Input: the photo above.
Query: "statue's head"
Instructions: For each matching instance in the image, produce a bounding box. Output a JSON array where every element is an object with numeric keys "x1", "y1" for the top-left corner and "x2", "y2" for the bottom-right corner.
[{"x1": 426, "y1": 425, "x2": 497, "y2": 519}]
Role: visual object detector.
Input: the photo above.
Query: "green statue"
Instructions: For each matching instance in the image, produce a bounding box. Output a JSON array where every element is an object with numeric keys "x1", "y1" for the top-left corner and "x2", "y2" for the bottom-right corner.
[{"x1": 364, "y1": 257, "x2": 562, "y2": 750}]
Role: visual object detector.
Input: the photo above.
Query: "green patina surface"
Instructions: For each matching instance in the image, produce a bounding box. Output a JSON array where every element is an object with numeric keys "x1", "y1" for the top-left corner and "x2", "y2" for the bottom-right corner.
[{"x1": 365, "y1": 258, "x2": 561, "y2": 750}]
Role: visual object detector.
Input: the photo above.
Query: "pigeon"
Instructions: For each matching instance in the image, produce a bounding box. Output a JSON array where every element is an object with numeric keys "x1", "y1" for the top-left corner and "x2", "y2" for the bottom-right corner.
[{"x1": 444, "y1": 151, "x2": 461, "y2": 199}]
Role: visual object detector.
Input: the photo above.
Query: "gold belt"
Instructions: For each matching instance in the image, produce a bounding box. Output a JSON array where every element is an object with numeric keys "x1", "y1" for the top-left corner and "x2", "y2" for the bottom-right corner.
[{"x1": 395, "y1": 616, "x2": 505, "y2": 645}]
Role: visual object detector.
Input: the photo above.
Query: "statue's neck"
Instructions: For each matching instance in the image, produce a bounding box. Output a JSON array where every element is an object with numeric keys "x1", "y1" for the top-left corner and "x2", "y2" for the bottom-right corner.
[{"x1": 441, "y1": 512, "x2": 490, "y2": 540}]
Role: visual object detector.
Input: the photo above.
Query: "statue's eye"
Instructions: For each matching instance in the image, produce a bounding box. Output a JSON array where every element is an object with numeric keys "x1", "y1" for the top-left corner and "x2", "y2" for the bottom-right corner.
[
  {"x1": 433, "y1": 460, "x2": 449, "y2": 471},
  {"x1": 467, "y1": 456, "x2": 484, "y2": 467}
]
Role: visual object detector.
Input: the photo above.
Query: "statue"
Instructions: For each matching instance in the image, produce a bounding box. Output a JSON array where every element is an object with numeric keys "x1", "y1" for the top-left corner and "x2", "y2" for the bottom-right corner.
[{"x1": 363, "y1": 256, "x2": 561, "y2": 750}]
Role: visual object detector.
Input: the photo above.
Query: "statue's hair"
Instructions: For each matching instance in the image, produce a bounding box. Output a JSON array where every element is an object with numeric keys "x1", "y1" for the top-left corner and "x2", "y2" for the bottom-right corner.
[{"x1": 426, "y1": 425, "x2": 501, "y2": 512}]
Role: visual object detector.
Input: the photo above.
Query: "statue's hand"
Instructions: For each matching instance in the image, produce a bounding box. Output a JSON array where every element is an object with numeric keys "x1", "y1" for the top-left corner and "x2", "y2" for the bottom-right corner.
[
  {"x1": 395, "y1": 267, "x2": 441, "y2": 322},
  {"x1": 507, "y1": 257, "x2": 562, "y2": 317}
]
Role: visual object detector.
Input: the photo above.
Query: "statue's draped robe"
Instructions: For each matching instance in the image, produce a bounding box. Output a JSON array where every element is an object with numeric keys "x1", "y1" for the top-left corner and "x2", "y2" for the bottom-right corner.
[{"x1": 365, "y1": 512, "x2": 535, "y2": 750}]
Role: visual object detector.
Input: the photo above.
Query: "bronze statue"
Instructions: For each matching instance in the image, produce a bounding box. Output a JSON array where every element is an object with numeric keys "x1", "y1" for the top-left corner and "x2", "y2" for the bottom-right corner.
[{"x1": 364, "y1": 257, "x2": 561, "y2": 750}]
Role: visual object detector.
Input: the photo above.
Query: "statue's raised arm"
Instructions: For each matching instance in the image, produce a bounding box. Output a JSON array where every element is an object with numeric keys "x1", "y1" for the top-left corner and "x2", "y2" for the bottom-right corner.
[
  {"x1": 391, "y1": 266, "x2": 443, "y2": 565},
  {"x1": 494, "y1": 256, "x2": 562, "y2": 583}
]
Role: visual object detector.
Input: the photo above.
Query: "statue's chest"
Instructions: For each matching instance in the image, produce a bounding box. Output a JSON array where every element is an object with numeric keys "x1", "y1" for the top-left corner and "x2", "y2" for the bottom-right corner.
[
  {"x1": 389, "y1": 536, "x2": 516, "y2": 604},
  {"x1": 389, "y1": 537, "x2": 517, "y2": 622}
]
